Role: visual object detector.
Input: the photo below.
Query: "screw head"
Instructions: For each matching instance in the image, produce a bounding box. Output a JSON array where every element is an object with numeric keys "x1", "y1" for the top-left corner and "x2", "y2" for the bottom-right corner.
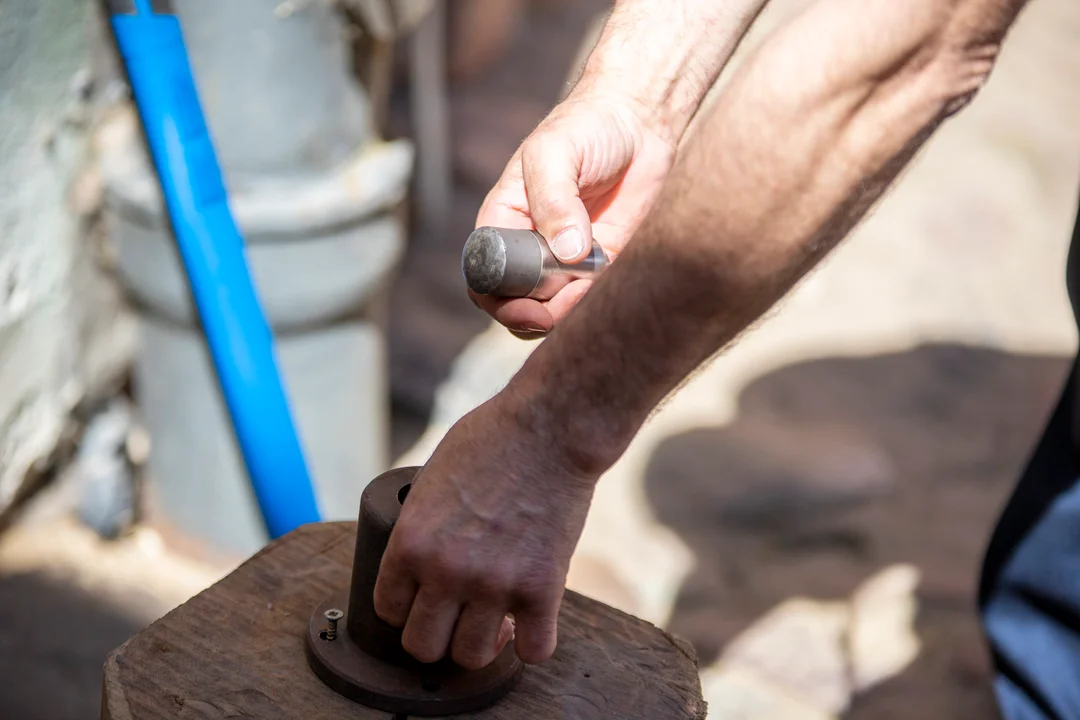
[{"x1": 324, "y1": 608, "x2": 344, "y2": 622}]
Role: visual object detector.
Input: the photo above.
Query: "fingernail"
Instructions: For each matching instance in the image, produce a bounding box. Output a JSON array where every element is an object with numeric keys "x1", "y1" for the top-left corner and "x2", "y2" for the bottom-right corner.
[
  {"x1": 519, "y1": 324, "x2": 547, "y2": 334},
  {"x1": 552, "y1": 227, "x2": 585, "y2": 262},
  {"x1": 496, "y1": 617, "x2": 516, "y2": 649}
]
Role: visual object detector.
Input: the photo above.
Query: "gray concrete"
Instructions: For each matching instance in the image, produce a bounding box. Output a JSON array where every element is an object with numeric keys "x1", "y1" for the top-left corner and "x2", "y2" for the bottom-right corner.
[
  {"x1": 96, "y1": 1, "x2": 414, "y2": 555},
  {"x1": 0, "y1": 0, "x2": 132, "y2": 515}
]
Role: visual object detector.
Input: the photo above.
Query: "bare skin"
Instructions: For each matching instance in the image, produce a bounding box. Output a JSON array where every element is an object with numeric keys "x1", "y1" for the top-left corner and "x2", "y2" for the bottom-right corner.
[
  {"x1": 473, "y1": 0, "x2": 769, "y2": 337},
  {"x1": 374, "y1": 0, "x2": 1031, "y2": 671}
]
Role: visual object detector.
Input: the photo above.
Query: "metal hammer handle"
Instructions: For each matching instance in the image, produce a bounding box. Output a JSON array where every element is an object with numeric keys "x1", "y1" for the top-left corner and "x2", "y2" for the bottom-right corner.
[{"x1": 462, "y1": 227, "x2": 608, "y2": 300}]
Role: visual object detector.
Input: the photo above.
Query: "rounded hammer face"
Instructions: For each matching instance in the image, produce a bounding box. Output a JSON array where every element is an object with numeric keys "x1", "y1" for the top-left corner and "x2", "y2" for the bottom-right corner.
[{"x1": 463, "y1": 226, "x2": 608, "y2": 300}]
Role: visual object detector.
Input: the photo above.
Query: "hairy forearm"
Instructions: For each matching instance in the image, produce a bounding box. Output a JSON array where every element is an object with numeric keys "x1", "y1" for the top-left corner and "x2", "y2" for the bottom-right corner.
[
  {"x1": 505, "y1": 0, "x2": 1028, "y2": 474},
  {"x1": 572, "y1": 0, "x2": 769, "y2": 142}
]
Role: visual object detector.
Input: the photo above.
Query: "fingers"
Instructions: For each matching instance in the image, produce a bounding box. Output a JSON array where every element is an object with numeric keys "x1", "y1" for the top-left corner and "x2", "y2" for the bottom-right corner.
[
  {"x1": 377, "y1": 561, "x2": 548, "y2": 667},
  {"x1": 395, "y1": 594, "x2": 552, "y2": 668},
  {"x1": 373, "y1": 558, "x2": 418, "y2": 628},
  {"x1": 471, "y1": 157, "x2": 560, "y2": 337},
  {"x1": 513, "y1": 594, "x2": 562, "y2": 664},
  {"x1": 542, "y1": 279, "x2": 593, "y2": 327},
  {"x1": 498, "y1": 615, "x2": 516, "y2": 652},
  {"x1": 470, "y1": 293, "x2": 554, "y2": 335},
  {"x1": 451, "y1": 605, "x2": 513, "y2": 670},
  {"x1": 470, "y1": 279, "x2": 593, "y2": 335},
  {"x1": 475, "y1": 151, "x2": 531, "y2": 231},
  {"x1": 521, "y1": 134, "x2": 594, "y2": 264},
  {"x1": 377, "y1": 526, "x2": 560, "y2": 667},
  {"x1": 401, "y1": 588, "x2": 462, "y2": 664},
  {"x1": 408, "y1": 593, "x2": 556, "y2": 668},
  {"x1": 470, "y1": 127, "x2": 598, "y2": 333},
  {"x1": 467, "y1": 280, "x2": 594, "y2": 337}
]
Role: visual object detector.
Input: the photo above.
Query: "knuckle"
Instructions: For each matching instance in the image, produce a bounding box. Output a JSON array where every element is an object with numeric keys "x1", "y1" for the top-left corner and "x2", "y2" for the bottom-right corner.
[
  {"x1": 460, "y1": 562, "x2": 514, "y2": 599},
  {"x1": 427, "y1": 558, "x2": 513, "y2": 601},
  {"x1": 521, "y1": 133, "x2": 553, "y2": 164},
  {"x1": 532, "y1": 197, "x2": 571, "y2": 224},
  {"x1": 390, "y1": 530, "x2": 430, "y2": 570},
  {"x1": 471, "y1": 570, "x2": 513, "y2": 599},
  {"x1": 373, "y1": 593, "x2": 407, "y2": 625},
  {"x1": 530, "y1": 195, "x2": 578, "y2": 229},
  {"x1": 427, "y1": 551, "x2": 467, "y2": 583},
  {"x1": 513, "y1": 577, "x2": 561, "y2": 608},
  {"x1": 522, "y1": 134, "x2": 571, "y2": 174},
  {"x1": 421, "y1": 552, "x2": 487, "y2": 595}
]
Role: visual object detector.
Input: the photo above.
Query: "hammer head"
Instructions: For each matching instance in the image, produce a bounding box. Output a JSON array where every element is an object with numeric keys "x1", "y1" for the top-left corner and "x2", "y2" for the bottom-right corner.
[
  {"x1": 462, "y1": 226, "x2": 547, "y2": 297},
  {"x1": 462, "y1": 226, "x2": 608, "y2": 300}
]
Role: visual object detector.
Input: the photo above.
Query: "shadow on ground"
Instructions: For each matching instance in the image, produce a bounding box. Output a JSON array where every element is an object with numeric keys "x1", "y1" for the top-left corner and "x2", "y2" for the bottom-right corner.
[
  {"x1": 0, "y1": 571, "x2": 142, "y2": 720},
  {"x1": 644, "y1": 343, "x2": 1071, "y2": 718}
]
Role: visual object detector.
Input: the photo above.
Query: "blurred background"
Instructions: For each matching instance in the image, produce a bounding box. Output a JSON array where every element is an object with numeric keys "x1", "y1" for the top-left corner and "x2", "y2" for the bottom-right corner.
[{"x1": 2, "y1": 0, "x2": 1079, "y2": 718}]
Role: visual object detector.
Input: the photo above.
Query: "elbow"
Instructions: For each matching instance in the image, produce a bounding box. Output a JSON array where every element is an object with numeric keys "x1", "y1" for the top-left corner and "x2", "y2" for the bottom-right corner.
[{"x1": 769, "y1": 0, "x2": 1027, "y2": 131}]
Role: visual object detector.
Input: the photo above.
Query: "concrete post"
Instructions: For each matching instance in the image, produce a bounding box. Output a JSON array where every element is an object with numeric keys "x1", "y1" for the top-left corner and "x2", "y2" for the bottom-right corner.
[{"x1": 97, "y1": 0, "x2": 413, "y2": 555}]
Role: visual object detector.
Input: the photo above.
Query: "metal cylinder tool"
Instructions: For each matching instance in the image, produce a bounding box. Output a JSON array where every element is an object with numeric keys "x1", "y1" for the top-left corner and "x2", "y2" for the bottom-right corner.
[
  {"x1": 462, "y1": 226, "x2": 608, "y2": 300},
  {"x1": 306, "y1": 467, "x2": 523, "y2": 716}
]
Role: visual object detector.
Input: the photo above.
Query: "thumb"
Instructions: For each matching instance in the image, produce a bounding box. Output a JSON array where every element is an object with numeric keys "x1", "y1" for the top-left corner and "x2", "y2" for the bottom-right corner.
[{"x1": 521, "y1": 135, "x2": 594, "y2": 264}]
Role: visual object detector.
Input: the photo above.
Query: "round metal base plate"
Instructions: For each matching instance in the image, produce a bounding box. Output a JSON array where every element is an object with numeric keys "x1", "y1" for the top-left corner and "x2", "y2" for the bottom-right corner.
[{"x1": 306, "y1": 591, "x2": 524, "y2": 716}]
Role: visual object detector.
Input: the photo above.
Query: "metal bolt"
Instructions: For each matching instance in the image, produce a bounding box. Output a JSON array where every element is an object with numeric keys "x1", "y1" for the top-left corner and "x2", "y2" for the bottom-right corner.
[{"x1": 323, "y1": 608, "x2": 344, "y2": 641}]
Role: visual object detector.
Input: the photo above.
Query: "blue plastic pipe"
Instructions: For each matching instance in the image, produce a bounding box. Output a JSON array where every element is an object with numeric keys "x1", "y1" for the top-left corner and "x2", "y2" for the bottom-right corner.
[{"x1": 108, "y1": 0, "x2": 321, "y2": 537}]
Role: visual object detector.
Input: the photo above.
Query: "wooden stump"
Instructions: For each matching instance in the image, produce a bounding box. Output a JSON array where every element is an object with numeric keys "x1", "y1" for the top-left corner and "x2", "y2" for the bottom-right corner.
[{"x1": 101, "y1": 522, "x2": 706, "y2": 719}]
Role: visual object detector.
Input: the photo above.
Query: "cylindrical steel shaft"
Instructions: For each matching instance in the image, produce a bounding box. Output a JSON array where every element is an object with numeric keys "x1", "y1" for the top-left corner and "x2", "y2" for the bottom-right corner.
[
  {"x1": 462, "y1": 226, "x2": 608, "y2": 300},
  {"x1": 345, "y1": 467, "x2": 417, "y2": 667}
]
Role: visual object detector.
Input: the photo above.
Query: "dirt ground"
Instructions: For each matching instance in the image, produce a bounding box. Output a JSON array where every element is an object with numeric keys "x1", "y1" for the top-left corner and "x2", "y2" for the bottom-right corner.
[{"x1": 648, "y1": 345, "x2": 1070, "y2": 718}]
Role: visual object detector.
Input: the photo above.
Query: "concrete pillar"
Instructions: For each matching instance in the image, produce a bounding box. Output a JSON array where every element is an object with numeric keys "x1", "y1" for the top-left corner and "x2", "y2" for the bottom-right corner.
[{"x1": 97, "y1": 0, "x2": 413, "y2": 556}]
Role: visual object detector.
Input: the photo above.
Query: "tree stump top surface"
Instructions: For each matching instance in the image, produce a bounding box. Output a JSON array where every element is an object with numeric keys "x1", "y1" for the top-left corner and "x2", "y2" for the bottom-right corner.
[{"x1": 102, "y1": 522, "x2": 706, "y2": 719}]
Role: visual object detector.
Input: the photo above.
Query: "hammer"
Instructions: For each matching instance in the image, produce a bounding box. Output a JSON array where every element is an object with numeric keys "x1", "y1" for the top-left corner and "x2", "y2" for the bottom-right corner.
[{"x1": 462, "y1": 227, "x2": 608, "y2": 300}]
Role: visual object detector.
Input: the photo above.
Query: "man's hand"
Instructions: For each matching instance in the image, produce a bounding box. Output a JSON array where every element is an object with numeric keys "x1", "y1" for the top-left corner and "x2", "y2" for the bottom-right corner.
[
  {"x1": 473, "y1": 93, "x2": 675, "y2": 336},
  {"x1": 372, "y1": 392, "x2": 597, "y2": 668},
  {"x1": 471, "y1": 0, "x2": 769, "y2": 337}
]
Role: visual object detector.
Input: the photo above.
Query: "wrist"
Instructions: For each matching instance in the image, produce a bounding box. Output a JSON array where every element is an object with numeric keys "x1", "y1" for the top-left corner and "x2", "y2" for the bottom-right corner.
[
  {"x1": 570, "y1": 41, "x2": 710, "y2": 145},
  {"x1": 569, "y1": 0, "x2": 765, "y2": 142},
  {"x1": 495, "y1": 365, "x2": 633, "y2": 483}
]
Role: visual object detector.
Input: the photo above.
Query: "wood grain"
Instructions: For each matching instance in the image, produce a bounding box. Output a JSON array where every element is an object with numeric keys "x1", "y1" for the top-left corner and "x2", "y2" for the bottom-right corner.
[{"x1": 101, "y1": 522, "x2": 706, "y2": 719}]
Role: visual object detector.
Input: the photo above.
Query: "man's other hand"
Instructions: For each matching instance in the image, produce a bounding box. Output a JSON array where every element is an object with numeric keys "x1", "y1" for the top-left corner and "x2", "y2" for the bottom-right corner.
[
  {"x1": 472, "y1": 92, "x2": 675, "y2": 337},
  {"x1": 372, "y1": 393, "x2": 597, "y2": 668}
]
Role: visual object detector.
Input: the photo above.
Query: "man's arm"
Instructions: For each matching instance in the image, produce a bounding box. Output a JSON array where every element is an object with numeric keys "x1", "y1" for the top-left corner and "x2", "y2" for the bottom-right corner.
[
  {"x1": 507, "y1": 0, "x2": 1027, "y2": 472},
  {"x1": 570, "y1": 0, "x2": 769, "y2": 143},
  {"x1": 473, "y1": 0, "x2": 769, "y2": 335},
  {"x1": 377, "y1": 0, "x2": 1030, "y2": 669}
]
